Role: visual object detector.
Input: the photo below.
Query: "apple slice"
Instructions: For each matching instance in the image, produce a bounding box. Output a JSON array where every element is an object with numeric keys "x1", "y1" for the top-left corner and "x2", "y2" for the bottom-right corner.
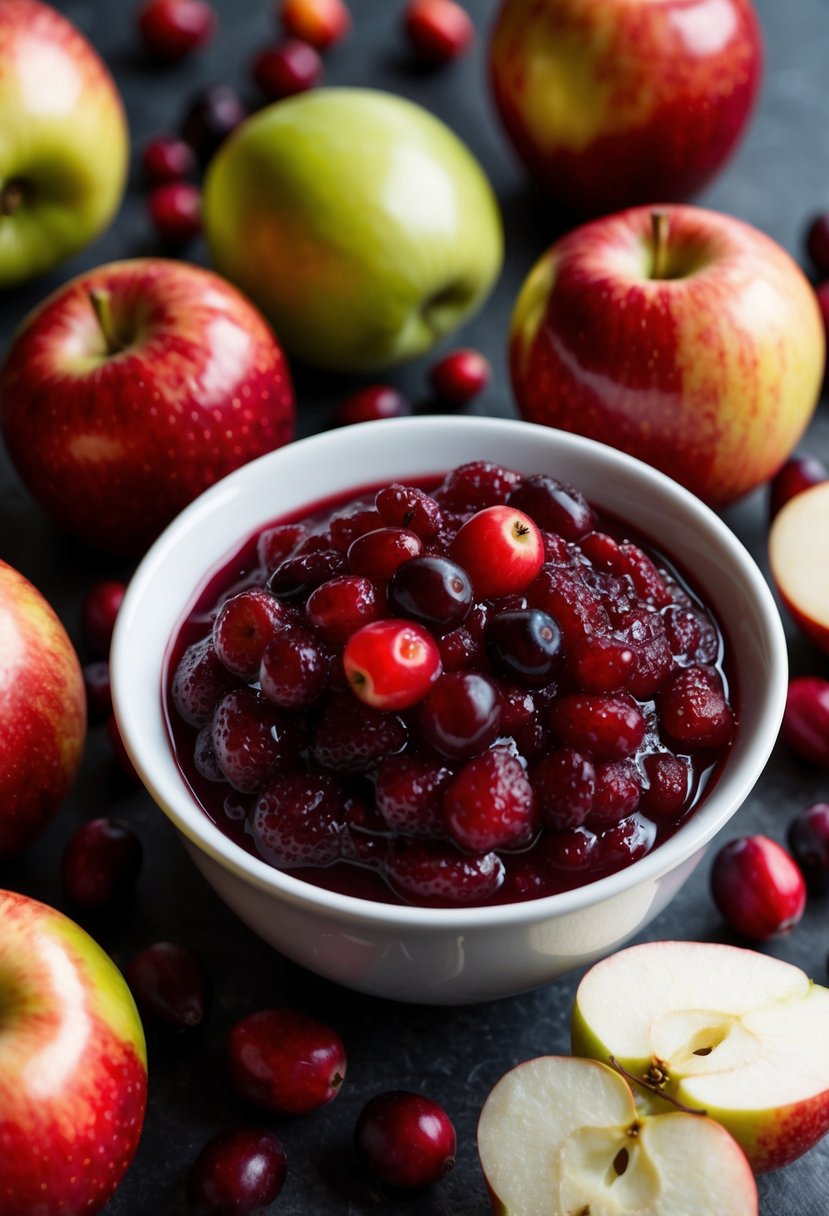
[
  {"x1": 477, "y1": 1055, "x2": 757, "y2": 1216},
  {"x1": 571, "y1": 940, "x2": 829, "y2": 1172},
  {"x1": 769, "y1": 482, "x2": 829, "y2": 652}
]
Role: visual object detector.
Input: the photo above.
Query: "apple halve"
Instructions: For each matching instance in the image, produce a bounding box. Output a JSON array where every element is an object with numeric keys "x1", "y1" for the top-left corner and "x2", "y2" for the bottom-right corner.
[{"x1": 769, "y1": 481, "x2": 829, "y2": 652}]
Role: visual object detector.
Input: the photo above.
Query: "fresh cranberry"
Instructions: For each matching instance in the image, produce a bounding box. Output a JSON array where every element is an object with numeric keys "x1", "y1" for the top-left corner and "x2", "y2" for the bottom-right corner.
[
  {"x1": 585, "y1": 760, "x2": 642, "y2": 830},
  {"x1": 81, "y1": 579, "x2": 126, "y2": 658},
  {"x1": 148, "y1": 181, "x2": 201, "y2": 250},
  {"x1": 106, "y1": 714, "x2": 141, "y2": 783},
  {"x1": 770, "y1": 453, "x2": 829, "y2": 519},
  {"x1": 182, "y1": 86, "x2": 248, "y2": 165},
  {"x1": 61, "y1": 818, "x2": 142, "y2": 909},
  {"x1": 211, "y1": 689, "x2": 300, "y2": 792},
  {"x1": 374, "y1": 754, "x2": 452, "y2": 838},
  {"x1": 257, "y1": 522, "x2": 306, "y2": 570},
  {"x1": 443, "y1": 747, "x2": 537, "y2": 853},
  {"x1": 313, "y1": 691, "x2": 407, "y2": 772},
  {"x1": 139, "y1": 0, "x2": 216, "y2": 61},
  {"x1": 83, "y1": 660, "x2": 112, "y2": 721},
  {"x1": 343, "y1": 619, "x2": 442, "y2": 711},
  {"x1": 268, "y1": 547, "x2": 347, "y2": 598},
  {"x1": 259, "y1": 627, "x2": 328, "y2": 708},
  {"x1": 278, "y1": 0, "x2": 351, "y2": 49},
  {"x1": 347, "y1": 527, "x2": 423, "y2": 580},
  {"x1": 195, "y1": 724, "x2": 225, "y2": 782},
  {"x1": 187, "y1": 1127, "x2": 286, "y2": 1216},
  {"x1": 569, "y1": 634, "x2": 636, "y2": 694},
  {"x1": 228, "y1": 1008, "x2": 346, "y2": 1114},
  {"x1": 213, "y1": 587, "x2": 289, "y2": 678},
  {"x1": 333, "y1": 385, "x2": 410, "y2": 427},
  {"x1": 385, "y1": 838, "x2": 503, "y2": 903},
  {"x1": 437, "y1": 461, "x2": 522, "y2": 510},
  {"x1": 127, "y1": 942, "x2": 211, "y2": 1031},
  {"x1": 532, "y1": 748, "x2": 595, "y2": 830},
  {"x1": 658, "y1": 665, "x2": 734, "y2": 751},
  {"x1": 143, "y1": 135, "x2": 196, "y2": 185},
  {"x1": 306, "y1": 575, "x2": 381, "y2": 643},
  {"x1": 485, "y1": 608, "x2": 562, "y2": 686},
  {"x1": 388, "y1": 555, "x2": 472, "y2": 630},
  {"x1": 450, "y1": 505, "x2": 544, "y2": 599},
  {"x1": 172, "y1": 638, "x2": 236, "y2": 726},
  {"x1": 639, "y1": 753, "x2": 690, "y2": 820},
  {"x1": 787, "y1": 804, "x2": 829, "y2": 893},
  {"x1": 404, "y1": 0, "x2": 474, "y2": 65},
  {"x1": 418, "y1": 671, "x2": 502, "y2": 760},
  {"x1": 710, "y1": 836, "x2": 806, "y2": 940},
  {"x1": 806, "y1": 212, "x2": 829, "y2": 276},
  {"x1": 549, "y1": 694, "x2": 645, "y2": 761},
  {"x1": 782, "y1": 676, "x2": 829, "y2": 765},
  {"x1": 252, "y1": 40, "x2": 323, "y2": 100},
  {"x1": 429, "y1": 348, "x2": 490, "y2": 402},
  {"x1": 249, "y1": 773, "x2": 345, "y2": 866},
  {"x1": 508, "y1": 475, "x2": 595, "y2": 540},
  {"x1": 375, "y1": 484, "x2": 443, "y2": 538}
]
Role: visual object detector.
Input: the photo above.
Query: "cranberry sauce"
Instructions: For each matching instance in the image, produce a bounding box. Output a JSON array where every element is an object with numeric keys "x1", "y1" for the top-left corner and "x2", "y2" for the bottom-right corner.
[{"x1": 164, "y1": 461, "x2": 736, "y2": 909}]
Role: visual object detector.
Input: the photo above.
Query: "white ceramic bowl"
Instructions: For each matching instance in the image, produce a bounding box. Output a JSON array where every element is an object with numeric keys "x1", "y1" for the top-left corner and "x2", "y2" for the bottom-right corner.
[{"x1": 112, "y1": 416, "x2": 787, "y2": 1005}]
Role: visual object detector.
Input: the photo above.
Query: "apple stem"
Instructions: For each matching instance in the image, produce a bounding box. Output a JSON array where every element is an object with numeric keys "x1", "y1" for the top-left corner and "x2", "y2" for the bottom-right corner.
[
  {"x1": 650, "y1": 211, "x2": 670, "y2": 280},
  {"x1": 608, "y1": 1056, "x2": 708, "y2": 1118},
  {"x1": 0, "y1": 180, "x2": 25, "y2": 217},
  {"x1": 89, "y1": 289, "x2": 123, "y2": 356}
]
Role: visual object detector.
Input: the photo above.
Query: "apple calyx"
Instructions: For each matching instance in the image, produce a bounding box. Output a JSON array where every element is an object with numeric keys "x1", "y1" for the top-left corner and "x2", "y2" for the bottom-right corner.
[
  {"x1": 608, "y1": 1055, "x2": 708, "y2": 1118},
  {"x1": 89, "y1": 288, "x2": 126, "y2": 355},
  {"x1": 650, "y1": 210, "x2": 670, "y2": 280},
  {"x1": 0, "y1": 179, "x2": 26, "y2": 217}
]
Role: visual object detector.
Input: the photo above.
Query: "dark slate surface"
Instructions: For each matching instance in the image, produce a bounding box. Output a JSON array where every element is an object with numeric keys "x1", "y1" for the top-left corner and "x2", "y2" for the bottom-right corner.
[{"x1": 1, "y1": 1, "x2": 828, "y2": 1212}]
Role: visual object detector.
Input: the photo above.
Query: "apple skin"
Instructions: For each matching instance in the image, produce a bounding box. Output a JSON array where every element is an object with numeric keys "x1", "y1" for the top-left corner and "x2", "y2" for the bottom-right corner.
[
  {"x1": 0, "y1": 889, "x2": 147, "y2": 1215},
  {"x1": 489, "y1": 0, "x2": 762, "y2": 217},
  {"x1": 0, "y1": 259, "x2": 295, "y2": 555},
  {"x1": 0, "y1": 560, "x2": 86, "y2": 859},
  {"x1": 203, "y1": 88, "x2": 503, "y2": 372},
  {"x1": 0, "y1": 0, "x2": 129, "y2": 288},
  {"x1": 510, "y1": 204, "x2": 825, "y2": 507}
]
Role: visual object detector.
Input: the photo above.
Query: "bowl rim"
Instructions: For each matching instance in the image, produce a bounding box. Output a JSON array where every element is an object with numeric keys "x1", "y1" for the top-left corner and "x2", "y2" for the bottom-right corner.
[{"x1": 112, "y1": 415, "x2": 788, "y2": 932}]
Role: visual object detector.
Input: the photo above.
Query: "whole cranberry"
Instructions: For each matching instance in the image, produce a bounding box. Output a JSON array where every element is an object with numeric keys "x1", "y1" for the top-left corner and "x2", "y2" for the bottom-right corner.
[
  {"x1": 549, "y1": 694, "x2": 645, "y2": 761},
  {"x1": 143, "y1": 135, "x2": 197, "y2": 185},
  {"x1": 657, "y1": 665, "x2": 734, "y2": 751},
  {"x1": 313, "y1": 691, "x2": 407, "y2": 772},
  {"x1": 388, "y1": 555, "x2": 472, "y2": 630},
  {"x1": 485, "y1": 608, "x2": 562, "y2": 686},
  {"x1": 507, "y1": 474, "x2": 595, "y2": 539},
  {"x1": 213, "y1": 587, "x2": 289, "y2": 678},
  {"x1": 403, "y1": 0, "x2": 474, "y2": 65},
  {"x1": 172, "y1": 637, "x2": 235, "y2": 727},
  {"x1": 639, "y1": 752, "x2": 690, "y2": 820},
  {"x1": 769, "y1": 454, "x2": 828, "y2": 519},
  {"x1": 385, "y1": 838, "x2": 503, "y2": 903},
  {"x1": 375, "y1": 753, "x2": 451, "y2": 838},
  {"x1": 127, "y1": 942, "x2": 211, "y2": 1031},
  {"x1": 139, "y1": 0, "x2": 216, "y2": 62},
  {"x1": 343, "y1": 618, "x2": 442, "y2": 711},
  {"x1": 354, "y1": 1091, "x2": 456, "y2": 1188},
  {"x1": 249, "y1": 773, "x2": 345, "y2": 866},
  {"x1": 429, "y1": 348, "x2": 491, "y2": 404},
  {"x1": 443, "y1": 747, "x2": 537, "y2": 852},
  {"x1": 252, "y1": 40, "x2": 323, "y2": 101},
  {"x1": 186, "y1": 1127, "x2": 286, "y2": 1216},
  {"x1": 278, "y1": 0, "x2": 351, "y2": 49},
  {"x1": 61, "y1": 818, "x2": 142, "y2": 909},
  {"x1": 210, "y1": 688, "x2": 301, "y2": 792},
  {"x1": 418, "y1": 671, "x2": 502, "y2": 760},
  {"x1": 347, "y1": 526, "x2": 423, "y2": 580},
  {"x1": 710, "y1": 836, "x2": 807, "y2": 941},
  {"x1": 375, "y1": 484, "x2": 442, "y2": 537},
  {"x1": 333, "y1": 385, "x2": 410, "y2": 427},
  {"x1": 532, "y1": 747, "x2": 595, "y2": 831},
  {"x1": 148, "y1": 181, "x2": 201, "y2": 250},
  {"x1": 805, "y1": 212, "x2": 829, "y2": 276},
  {"x1": 781, "y1": 676, "x2": 829, "y2": 766},
  {"x1": 81, "y1": 579, "x2": 126, "y2": 658},
  {"x1": 259, "y1": 627, "x2": 328, "y2": 708},
  {"x1": 306, "y1": 575, "x2": 381, "y2": 643},
  {"x1": 787, "y1": 803, "x2": 829, "y2": 893},
  {"x1": 228, "y1": 1008, "x2": 346, "y2": 1115},
  {"x1": 182, "y1": 86, "x2": 248, "y2": 165},
  {"x1": 83, "y1": 660, "x2": 112, "y2": 721}
]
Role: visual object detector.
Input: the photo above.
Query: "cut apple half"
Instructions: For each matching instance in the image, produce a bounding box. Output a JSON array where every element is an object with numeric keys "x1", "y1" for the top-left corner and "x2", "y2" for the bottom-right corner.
[
  {"x1": 477, "y1": 1055, "x2": 757, "y2": 1215},
  {"x1": 769, "y1": 482, "x2": 829, "y2": 652},
  {"x1": 571, "y1": 940, "x2": 829, "y2": 1172}
]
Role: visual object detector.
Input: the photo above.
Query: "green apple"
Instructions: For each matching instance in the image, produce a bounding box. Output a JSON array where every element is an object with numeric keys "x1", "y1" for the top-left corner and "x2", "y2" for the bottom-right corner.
[
  {"x1": 203, "y1": 88, "x2": 503, "y2": 372},
  {"x1": 571, "y1": 940, "x2": 829, "y2": 1173},
  {"x1": 477, "y1": 1055, "x2": 758, "y2": 1215},
  {"x1": 0, "y1": 0, "x2": 129, "y2": 289}
]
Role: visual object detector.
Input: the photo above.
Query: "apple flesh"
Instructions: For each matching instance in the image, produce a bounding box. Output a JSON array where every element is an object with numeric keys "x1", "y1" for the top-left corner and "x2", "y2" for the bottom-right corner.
[
  {"x1": 0, "y1": 560, "x2": 86, "y2": 859},
  {"x1": 0, "y1": 259, "x2": 295, "y2": 555},
  {"x1": 489, "y1": 0, "x2": 762, "y2": 217},
  {"x1": 203, "y1": 88, "x2": 503, "y2": 372},
  {"x1": 510, "y1": 205, "x2": 825, "y2": 507},
  {"x1": 477, "y1": 1055, "x2": 757, "y2": 1215},
  {"x1": 0, "y1": 889, "x2": 147, "y2": 1215},
  {"x1": 0, "y1": 0, "x2": 129, "y2": 287},
  {"x1": 571, "y1": 940, "x2": 829, "y2": 1172},
  {"x1": 769, "y1": 481, "x2": 829, "y2": 652}
]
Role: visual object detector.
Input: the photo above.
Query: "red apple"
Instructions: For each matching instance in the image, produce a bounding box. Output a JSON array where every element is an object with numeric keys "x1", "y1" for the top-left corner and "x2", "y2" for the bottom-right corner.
[
  {"x1": 769, "y1": 483, "x2": 829, "y2": 652},
  {"x1": 510, "y1": 205, "x2": 825, "y2": 507},
  {"x1": 449, "y1": 504, "x2": 544, "y2": 597},
  {"x1": 0, "y1": 260, "x2": 295, "y2": 555},
  {"x1": 489, "y1": 0, "x2": 763, "y2": 216},
  {"x1": 0, "y1": 889, "x2": 147, "y2": 1215},
  {"x1": 0, "y1": 560, "x2": 86, "y2": 859}
]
